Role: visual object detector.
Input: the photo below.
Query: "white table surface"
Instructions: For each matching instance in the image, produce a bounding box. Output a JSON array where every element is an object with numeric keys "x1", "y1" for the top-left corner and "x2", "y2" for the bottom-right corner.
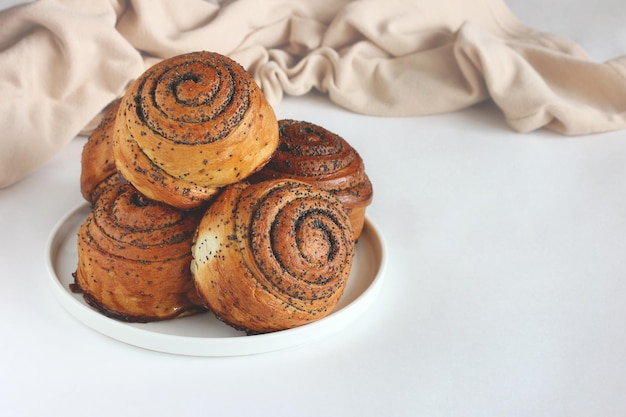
[{"x1": 2, "y1": 1, "x2": 626, "y2": 416}]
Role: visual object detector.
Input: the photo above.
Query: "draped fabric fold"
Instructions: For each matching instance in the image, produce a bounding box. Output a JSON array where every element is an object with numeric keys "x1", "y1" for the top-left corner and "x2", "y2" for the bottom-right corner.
[{"x1": 1, "y1": 0, "x2": 625, "y2": 187}]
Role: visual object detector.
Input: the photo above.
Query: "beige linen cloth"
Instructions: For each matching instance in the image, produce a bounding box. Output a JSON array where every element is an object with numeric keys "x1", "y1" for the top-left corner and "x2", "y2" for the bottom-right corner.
[{"x1": 1, "y1": 0, "x2": 626, "y2": 188}]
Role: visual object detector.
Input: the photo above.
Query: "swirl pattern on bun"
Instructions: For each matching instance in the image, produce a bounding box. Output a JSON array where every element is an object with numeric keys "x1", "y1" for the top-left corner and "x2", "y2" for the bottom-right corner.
[
  {"x1": 73, "y1": 175, "x2": 206, "y2": 322},
  {"x1": 191, "y1": 179, "x2": 355, "y2": 333},
  {"x1": 252, "y1": 119, "x2": 373, "y2": 240},
  {"x1": 113, "y1": 51, "x2": 279, "y2": 209}
]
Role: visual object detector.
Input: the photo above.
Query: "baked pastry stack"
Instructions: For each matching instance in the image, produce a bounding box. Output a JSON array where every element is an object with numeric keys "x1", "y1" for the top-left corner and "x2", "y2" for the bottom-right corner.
[{"x1": 73, "y1": 51, "x2": 373, "y2": 332}]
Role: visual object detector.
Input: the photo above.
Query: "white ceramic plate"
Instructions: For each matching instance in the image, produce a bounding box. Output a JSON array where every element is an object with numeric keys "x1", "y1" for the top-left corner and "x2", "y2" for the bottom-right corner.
[{"x1": 46, "y1": 203, "x2": 387, "y2": 357}]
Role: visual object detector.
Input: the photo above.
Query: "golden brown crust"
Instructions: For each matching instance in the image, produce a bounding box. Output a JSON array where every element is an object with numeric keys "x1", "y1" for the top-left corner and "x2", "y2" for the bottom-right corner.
[
  {"x1": 251, "y1": 119, "x2": 373, "y2": 240},
  {"x1": 113, "y1": 51, "x2": 279, "y2": 209},
  {"x1": 191, "y1": 179, "x2": 355, "y2": 334},
  {"x1": 80, "y1": 99, "x2": 121, "y2": 204},
  {"x1": 73, "y1": 174, "x2": 206, "y2": 322}
]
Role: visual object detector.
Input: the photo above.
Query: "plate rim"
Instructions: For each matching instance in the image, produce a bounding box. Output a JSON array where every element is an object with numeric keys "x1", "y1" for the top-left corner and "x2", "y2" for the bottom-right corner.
[{"x1": 45, "y1": 202, "x2": 387, "y2": 357}]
